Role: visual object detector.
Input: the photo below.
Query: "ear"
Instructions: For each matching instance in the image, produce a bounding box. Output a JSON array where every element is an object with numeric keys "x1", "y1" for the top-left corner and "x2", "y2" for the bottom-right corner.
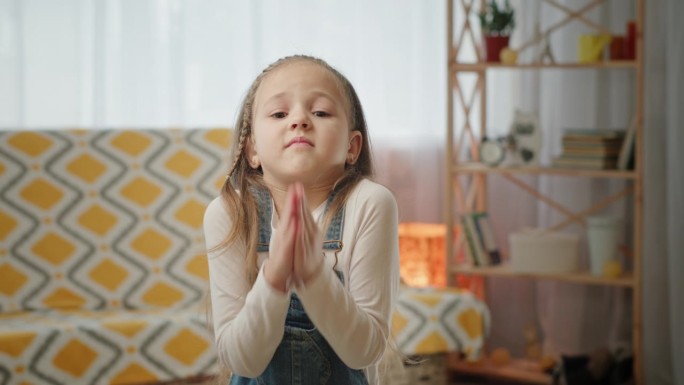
[
  {"x1": 346, "y1": 131, "x2": 363, "y2": 165},
  {"x1": 245, "y1": 137, "x2": 260, "y2": 169}
]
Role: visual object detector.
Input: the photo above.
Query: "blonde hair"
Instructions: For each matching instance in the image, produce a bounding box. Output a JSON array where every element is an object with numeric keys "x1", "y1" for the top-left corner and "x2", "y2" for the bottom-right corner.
[{"x1": 216, "y1": 55, "x2": 374, "y2": 285}]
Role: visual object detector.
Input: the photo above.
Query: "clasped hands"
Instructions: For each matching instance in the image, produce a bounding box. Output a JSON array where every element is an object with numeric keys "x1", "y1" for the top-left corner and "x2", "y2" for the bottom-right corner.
[{"x1": 264, "y1": 183, "x2": 324, "y2": 293}]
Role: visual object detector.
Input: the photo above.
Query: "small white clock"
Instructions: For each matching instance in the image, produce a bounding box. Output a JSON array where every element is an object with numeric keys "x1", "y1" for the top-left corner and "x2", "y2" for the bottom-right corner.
[{"x1": 479, "y1": 138, "x2": 505, "y2": 166}]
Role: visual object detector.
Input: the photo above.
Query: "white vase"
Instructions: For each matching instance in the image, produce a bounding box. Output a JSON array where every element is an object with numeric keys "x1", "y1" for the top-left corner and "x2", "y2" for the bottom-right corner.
[{"x1": 587, "y1": 216, "x2": 620, "y2": 276}]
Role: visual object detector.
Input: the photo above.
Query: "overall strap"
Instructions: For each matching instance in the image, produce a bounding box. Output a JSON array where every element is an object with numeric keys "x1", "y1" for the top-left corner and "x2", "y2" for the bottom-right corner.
[
  {"x1": 322, "y1": 195, "x2": 344, "y2": 252},
  {"x1": 251, "y1": 187, "x2": 272, "y2": 252}
]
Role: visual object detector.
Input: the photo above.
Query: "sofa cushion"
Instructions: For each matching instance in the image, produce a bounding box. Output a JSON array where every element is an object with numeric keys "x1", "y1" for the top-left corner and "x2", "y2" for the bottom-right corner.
[
  {"x1": 0, "y1": 128, "x2": 231, "y2": 312},
  {"x1": 0, "y1": 307, "x2": 216, "y2": 384},
  {"x1": 392, "y1": 286, "x2": 490, "y2": 359}
]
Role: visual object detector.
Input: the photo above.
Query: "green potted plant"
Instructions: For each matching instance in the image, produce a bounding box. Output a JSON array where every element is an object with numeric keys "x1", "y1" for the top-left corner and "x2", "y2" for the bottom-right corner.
[{"x1": 478, "y1": 0, "x2": 515, "y2": 62}]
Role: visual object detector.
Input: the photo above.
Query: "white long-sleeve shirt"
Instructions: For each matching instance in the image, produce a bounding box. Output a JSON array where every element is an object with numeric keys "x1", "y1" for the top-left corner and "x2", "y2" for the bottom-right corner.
[{"x1": 203, "y1": 179, "x2": 400, "y2": 384}]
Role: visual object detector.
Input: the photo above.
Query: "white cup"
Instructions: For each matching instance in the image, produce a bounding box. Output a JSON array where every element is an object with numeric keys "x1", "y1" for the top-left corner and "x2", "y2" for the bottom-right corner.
[{"x1": 587, "y1": 216, "x2": 620, "y2": 276}]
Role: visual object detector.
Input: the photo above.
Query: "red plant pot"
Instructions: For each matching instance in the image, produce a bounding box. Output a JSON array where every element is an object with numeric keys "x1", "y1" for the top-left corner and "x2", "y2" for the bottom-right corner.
[{"x1": 484, "y1": 35, "x2": 510, "y2": 62}]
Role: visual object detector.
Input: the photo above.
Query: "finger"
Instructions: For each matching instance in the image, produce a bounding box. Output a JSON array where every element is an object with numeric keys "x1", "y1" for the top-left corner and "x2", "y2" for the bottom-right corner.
[
  {"x1": 298, "y1": 184, "x2": 307, "y2": 211},
  {"x1": 298, "y1": 202, "x2": 308, "y2": 256},
  {"x1": 296, "y1": 183, "x2": 304, "y2": 225},
  {"x1": 278, "y1": 188, "x2": 293, "y2": 241},
  {"x1": 285, "y1": 206, "x2": 297, "y2": 248},
  {"x1": 294, "y1": 183, "x2": 305, "y2": 221},
  {"x1": 302, "y1": 205, "x2": 317, "y2": 251},
  {"x1": 275, "y1": 215, "x2": 295, "y2": 273},
  {"x1": 278, "y1": 187, "x2": 295, "y2": 247},
  {"x1": 300, "y1": 213, "x2": 310, "y2": 260},
  {"x1": 301, "y1": 201, "x2": 317, "y2": 262},
  {"x1": 288, "y1": 184, "x2": 297, "y2": 218},
  {"x1": 296, "y1": 186, "x2": 312, "y2": 237},
  {"x1": 293, "y1": 218, "x2": 305, "y2": 285},
  {"x1": 285, "y1": 184, "x2": 300, "y2": 235},
  {"x1": 284, "y1": 192, "x2": 298, "y2": 251}
]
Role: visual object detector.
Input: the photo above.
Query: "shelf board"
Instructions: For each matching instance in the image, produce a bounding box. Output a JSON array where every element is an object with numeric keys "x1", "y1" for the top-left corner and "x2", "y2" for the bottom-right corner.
[
  {"x1": 453, "y1": 163, "x2": 638, "y2": 179},
  {"x1": 450, "y1": 264, "x2": 635, "y2": 287},
  {"x1": 447, "y1": 354, "x2": 552, "y2": 385},
  {"x1": 451, "y1": 61, "x2": 637, "y2": 71}
]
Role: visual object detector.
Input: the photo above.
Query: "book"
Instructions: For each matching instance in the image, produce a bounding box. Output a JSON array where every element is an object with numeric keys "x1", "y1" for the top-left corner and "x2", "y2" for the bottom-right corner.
[
  {"x1": 471, "y1": 212, "x2": 502, "y2": 265},
  {"x1": 561, "y1": 147, "x2": 622, "y2": 157},
  {"x1": 562, "y1": 128, "x2": 626, "y2": 138},
  {"x1": 618, "y1": 117, "x2": 637, "y2": 170},
  {"x1": 460, "y1": 215, "x2": 478, "y2": 265},
  {"x1": 552, "y1": 156, "x2": 618, "y2": 170},
  {"x1": 461, "y1": 214, "x2": 488, "y2": 266},
  {"x1": 555, "y1": 153, "x2": 619, "y2": 160},
  {"x1": 562, "y1": 136, "x2": 624, "y2": 145},
  {"x1": 562, "y1": 140, "x2": 624, "y2": 149},
  {"x1": 462, "y1": 237, "x2": 475, "y2": 266}
]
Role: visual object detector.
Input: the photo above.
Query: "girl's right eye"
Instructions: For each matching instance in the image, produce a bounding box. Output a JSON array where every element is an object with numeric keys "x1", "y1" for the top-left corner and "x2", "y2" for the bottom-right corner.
[{"x1": 271, "y1": 112, "x2": 287, "y2": 119}]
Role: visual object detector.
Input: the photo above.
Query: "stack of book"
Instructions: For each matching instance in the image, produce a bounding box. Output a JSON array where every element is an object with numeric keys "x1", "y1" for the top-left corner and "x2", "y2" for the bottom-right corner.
[
  {"x1": 552, "y1": 128, "x2": 626, "y2": 170},
  {"x1": 461, "y1": 212, "x2": 501, "y2": 266}
]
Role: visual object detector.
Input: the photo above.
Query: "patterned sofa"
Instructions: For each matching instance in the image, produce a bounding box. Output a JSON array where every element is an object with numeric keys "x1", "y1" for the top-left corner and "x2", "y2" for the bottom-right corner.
[
  {"x1": 0, "y1": 127, "x2": 489, "y2": 385},
  {"x1": 0, "y1": 128, "x2": 230, "y2": 385}
]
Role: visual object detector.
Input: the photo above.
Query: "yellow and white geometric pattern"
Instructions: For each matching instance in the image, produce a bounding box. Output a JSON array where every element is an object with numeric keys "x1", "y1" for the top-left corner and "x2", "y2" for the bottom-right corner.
[
  {"x1": 0, "y1": 128, "x2": 231, "y2": 384},
  {"x1": 0, "y1": 307, "x2": 215, "y2": 385},
  {"x1": 392, "y1": 286, "x2": 490, "y2": 360}
]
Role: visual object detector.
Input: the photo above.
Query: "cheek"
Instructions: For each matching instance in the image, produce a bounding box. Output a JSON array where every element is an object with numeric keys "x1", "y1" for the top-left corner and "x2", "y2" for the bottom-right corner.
[
  {"x1": 251, "y1": 126, "x2": 273, "y2": 153},
  {"x1": 328, "y1": 136, "x2": 350, "y2": 161}
]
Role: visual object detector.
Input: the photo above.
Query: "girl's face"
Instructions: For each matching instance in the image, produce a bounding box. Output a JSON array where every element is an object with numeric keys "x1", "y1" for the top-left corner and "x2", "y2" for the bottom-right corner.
[{"x1": 249, "y1": 61, "x2": 362, "y2": 188}]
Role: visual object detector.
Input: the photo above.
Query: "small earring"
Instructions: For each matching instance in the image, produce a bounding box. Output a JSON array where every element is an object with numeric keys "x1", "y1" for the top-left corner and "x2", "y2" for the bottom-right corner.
[{"x1": 347, "y1": 155, "x2": 354, "y2": 164}]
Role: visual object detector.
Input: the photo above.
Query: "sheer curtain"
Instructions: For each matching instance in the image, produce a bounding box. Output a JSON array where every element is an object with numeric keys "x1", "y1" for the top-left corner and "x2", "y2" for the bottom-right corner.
[
  {"x1": 0, "y1": 0, "x2": 446, "y2": 222},
  {"x1": 643, "y1": 1, "x2": 683, "y2": 384}
]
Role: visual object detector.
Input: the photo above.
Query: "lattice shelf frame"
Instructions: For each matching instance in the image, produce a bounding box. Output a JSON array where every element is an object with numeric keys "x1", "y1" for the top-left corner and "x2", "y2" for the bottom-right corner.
[{"x1": 445, "y1": 0, "x2": 645, "y2": 383}]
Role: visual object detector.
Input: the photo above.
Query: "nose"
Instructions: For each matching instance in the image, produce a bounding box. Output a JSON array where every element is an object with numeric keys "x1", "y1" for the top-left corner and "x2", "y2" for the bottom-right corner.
[{"x1": 289, "y1": 108, "x2": 310, "y2": 130}]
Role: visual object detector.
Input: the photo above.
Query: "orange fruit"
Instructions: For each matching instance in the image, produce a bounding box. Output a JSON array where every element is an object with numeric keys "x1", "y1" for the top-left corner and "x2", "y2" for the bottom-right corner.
[
  {"x1": 540, "y1": 355, "x2": 556, "y2": 372},
  {"x1": 501, "y1": 48, "x2": 518, "y2": 64},
  {"x1": 603, "y1": 259, "x2": 623, "y2": 278}
]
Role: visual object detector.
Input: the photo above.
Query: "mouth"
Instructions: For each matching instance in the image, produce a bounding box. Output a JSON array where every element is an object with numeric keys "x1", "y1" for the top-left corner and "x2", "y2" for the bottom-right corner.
[{"x1": 286, "y1": 136, "x2": 314, "y2": 148}]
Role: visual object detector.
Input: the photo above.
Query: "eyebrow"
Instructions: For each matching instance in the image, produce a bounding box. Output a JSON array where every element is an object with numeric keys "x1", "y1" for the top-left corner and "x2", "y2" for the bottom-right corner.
[
  {"x1": 308, "y1": 90, "x2": 337, "y2": 102},
  {"x1": 261, "y1": 90, "x2": 337, "y2": 107},
  {"x1": 262, "y1": 92, "x2": 287, "y2": 105}
]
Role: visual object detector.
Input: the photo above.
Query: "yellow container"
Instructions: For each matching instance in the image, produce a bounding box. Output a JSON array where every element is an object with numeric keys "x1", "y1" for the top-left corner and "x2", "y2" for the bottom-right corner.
[{"x1": 577, "y1": 34, "x2": 612, "y2": 63}]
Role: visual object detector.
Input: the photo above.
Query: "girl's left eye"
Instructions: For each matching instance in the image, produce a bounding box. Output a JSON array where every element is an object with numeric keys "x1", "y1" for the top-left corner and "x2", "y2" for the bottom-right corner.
[
  {"x1": 313, "y1": 111, "x2": 330, "y2": 117},
  {"x1": 271, "y1": 112, "x2": 287, "y2": 119}
]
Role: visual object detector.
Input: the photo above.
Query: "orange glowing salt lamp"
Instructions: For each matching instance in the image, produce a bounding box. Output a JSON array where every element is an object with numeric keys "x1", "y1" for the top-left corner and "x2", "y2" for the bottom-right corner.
[{"x1": 398, "y1": 223, "x2": 450, "y2": 287}]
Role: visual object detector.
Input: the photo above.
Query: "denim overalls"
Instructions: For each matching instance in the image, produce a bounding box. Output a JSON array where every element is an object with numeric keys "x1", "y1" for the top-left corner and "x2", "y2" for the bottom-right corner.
[{"x1": 229, "y1": 188, "x2": 368, "y2": 385}]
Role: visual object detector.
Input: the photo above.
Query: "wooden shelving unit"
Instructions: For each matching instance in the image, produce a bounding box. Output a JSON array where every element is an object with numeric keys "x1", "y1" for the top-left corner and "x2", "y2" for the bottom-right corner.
[
  {"x1": 451, "y1": 60, "x2": 638, "y2": 71},
  {"x1": 450, "y1": 264, "x2": 634, "y2": 288},
  {"x1": 445, "y1": 0, "x2": 644, "y2": 384},
  {"x1": 447, "y1": 354, "x2": 552, "y2": 385},
  {"x1": 453, "y1": 162, "x2": 639, "y2": 180}
]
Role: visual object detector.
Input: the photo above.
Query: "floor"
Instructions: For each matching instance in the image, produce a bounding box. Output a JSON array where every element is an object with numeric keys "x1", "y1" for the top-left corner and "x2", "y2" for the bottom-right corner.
[
  {"x1": 170, "y1": 374, "x2": 539, "y2": 385},
  {"x1": 450, "y1": 376, "x2": 541, "y2": 385}
]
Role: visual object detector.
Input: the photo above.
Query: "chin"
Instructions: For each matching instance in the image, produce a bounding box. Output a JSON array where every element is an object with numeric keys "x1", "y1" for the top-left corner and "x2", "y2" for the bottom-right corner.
[{"x1": 265, "y1": 161, "x2": 344, "y2": 184}]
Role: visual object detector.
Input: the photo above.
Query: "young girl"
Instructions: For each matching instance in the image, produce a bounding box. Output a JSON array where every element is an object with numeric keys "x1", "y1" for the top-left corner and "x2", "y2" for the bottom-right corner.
[{"x1": 203, "y1": 55, "x2": 400, "y2": 385}]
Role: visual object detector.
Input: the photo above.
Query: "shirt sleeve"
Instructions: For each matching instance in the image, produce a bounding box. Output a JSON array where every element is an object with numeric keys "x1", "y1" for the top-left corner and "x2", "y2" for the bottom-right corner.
[
  {"x1": 295, "y1": 181, "x2": 400, "y2": 369},
  {"x1": 204, "y1": 197, "x2": 291, "y2": 378}
]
